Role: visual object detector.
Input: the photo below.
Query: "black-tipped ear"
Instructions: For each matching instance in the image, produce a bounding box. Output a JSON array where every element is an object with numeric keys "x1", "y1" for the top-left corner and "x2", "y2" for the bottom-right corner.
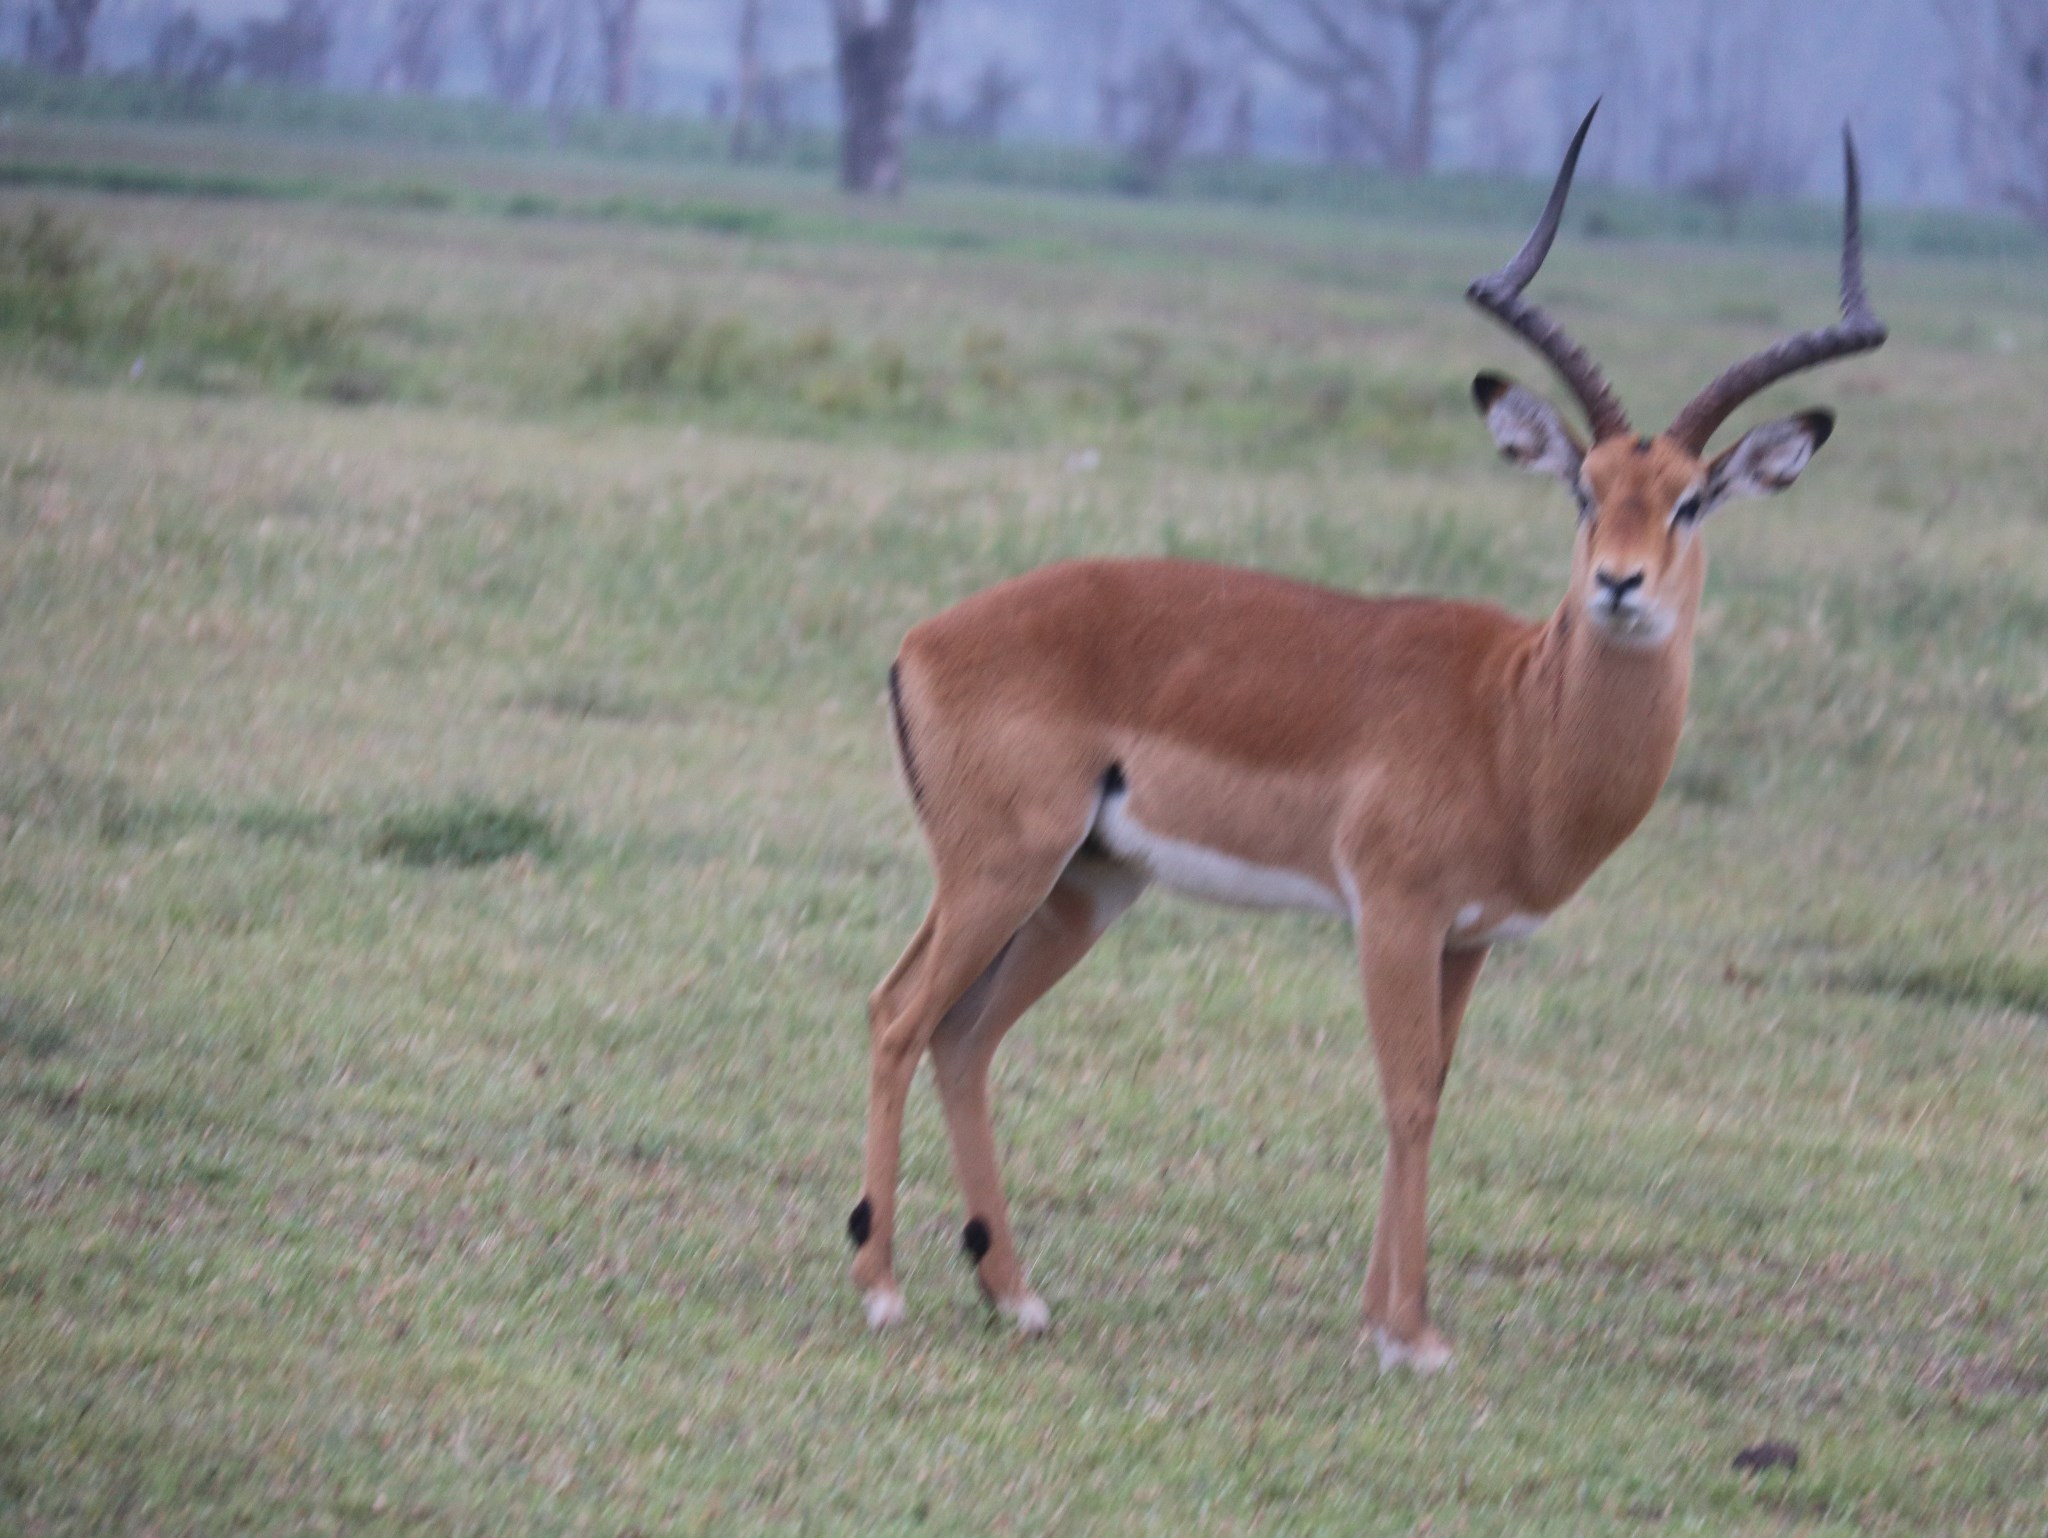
[
  {"x1": 1700, "y1": 410, "x2": 1832, "y2": 513},
  {"x1": 1477, "y1": 375, "x2": 1584, "y2": 484}
]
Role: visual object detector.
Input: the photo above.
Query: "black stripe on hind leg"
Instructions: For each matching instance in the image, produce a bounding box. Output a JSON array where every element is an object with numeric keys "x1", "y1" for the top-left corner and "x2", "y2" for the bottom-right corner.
[{"x1": 962, "y1": 1217, "x2": 991, "y2": 1262}]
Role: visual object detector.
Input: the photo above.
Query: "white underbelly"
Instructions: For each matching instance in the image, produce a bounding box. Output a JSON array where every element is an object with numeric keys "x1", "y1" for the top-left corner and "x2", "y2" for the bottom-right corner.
[
  {"x1": 1452, "y1": 902, "x2": 1548, "y2": 947},
  {"x1": 1093, "y1": 791, "x2": 1346, "y2": 918}
]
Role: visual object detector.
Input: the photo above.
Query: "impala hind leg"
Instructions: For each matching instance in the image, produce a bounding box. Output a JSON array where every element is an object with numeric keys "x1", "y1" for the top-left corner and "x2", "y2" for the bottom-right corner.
[
  {"x1": 850, "y1": 862, "x2": 1083, "y2": 1330},
  {"x1": 929, "y1": 859, "x2": 1144, "y2": 1334},
  {"x1": 1354, "y1": 918, "x2": 1474, "y2": 1375}
]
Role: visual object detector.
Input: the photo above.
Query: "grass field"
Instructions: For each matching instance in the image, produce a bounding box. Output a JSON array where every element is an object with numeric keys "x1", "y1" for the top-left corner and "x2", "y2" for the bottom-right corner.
[{"x1": 2, "y1": 113, "x2": 2046, "y2": 1536}]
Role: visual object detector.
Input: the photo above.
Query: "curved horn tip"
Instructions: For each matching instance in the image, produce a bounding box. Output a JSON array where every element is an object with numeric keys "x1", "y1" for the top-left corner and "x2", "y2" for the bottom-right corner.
[{"x1": 1559, "y1": 100, "x2": 1600, "y2": 173}]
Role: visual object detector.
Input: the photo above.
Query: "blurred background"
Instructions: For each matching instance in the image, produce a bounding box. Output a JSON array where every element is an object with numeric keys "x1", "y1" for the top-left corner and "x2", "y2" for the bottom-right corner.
[
  {"x1": 3, "y1": 4, "x2": 2046, "y2": 1535},
  {"x1": 2, "y1": 0, "x2": 2045, "y2": 217}
]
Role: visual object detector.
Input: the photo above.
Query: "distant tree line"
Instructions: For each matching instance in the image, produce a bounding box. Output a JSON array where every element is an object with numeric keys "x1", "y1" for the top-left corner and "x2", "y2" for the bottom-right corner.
[
  {"x1": 1934, "y1": 0, "x2": 2048, "y2": 226},
  {"x1": 7, "y1": 0, "x2": 2048, "y2": 223}
]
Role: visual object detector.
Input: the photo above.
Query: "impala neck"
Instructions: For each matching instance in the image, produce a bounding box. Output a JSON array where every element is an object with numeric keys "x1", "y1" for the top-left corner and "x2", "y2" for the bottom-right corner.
[{"x1": 1512, "y1": 566, "x2": 1703, "y2": 899}]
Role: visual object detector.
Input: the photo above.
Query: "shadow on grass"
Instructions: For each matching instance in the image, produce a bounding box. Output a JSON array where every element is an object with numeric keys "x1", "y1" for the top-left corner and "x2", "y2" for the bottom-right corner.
[
  {"x1": 366, "y1": 795, "x2": 567, "y2": 868},
  {"x1": 1832, "y1": 952, "x2": 2048, "y2": 1018},
  {"x1": 503, "y1": 676, "x2": 656, "y2": 723},
  {"x1": 0, "y1": 992, "x2": 72, "y2": 1060}
]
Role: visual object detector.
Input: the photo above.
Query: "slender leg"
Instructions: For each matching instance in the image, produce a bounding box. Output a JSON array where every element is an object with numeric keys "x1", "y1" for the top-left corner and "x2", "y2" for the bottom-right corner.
[
  {"x1": 846, "y1": 907, "x2": 938, "y2": 1327},
  {"x1": 850, "y1": 868, "x2": 1074, "y2": 1329},
  {"x1": 1353, "y1": 912, "x2": 1453, "y2": 1374},
  {"x1": 1362, "y1": 942, "x2": 1487, "y2": 1352},
  {"x1": 1436, "y1": 945, "x2": 1487, "y2": 1082},
  {"x1": 928, "y1": 860, "x2": 1144, "y2": 1333},
  {"x1": 867, "y1": 907, "x2": 936, "y2": 1042}
]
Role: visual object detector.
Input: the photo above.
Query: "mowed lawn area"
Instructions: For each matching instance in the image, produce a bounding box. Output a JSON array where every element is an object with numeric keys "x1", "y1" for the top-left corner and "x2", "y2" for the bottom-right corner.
[{"x1": 2, "y1": 121, "x2": 2046, "y2": 1535}]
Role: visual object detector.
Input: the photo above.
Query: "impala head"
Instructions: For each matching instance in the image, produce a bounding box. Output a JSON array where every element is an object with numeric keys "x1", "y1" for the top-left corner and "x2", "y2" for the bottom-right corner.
[{"x1": 1467, "y1": 104, "x2": 1886, "y2": 652}]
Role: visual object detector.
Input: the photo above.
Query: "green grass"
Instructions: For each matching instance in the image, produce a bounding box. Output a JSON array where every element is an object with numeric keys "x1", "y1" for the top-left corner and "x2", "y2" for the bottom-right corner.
[
  {"x1": 367, "y1": 796, "x2": 567, "y2": 869},
  {"x1": 1, "y1": 120, "x2": 2045, "y2": 1536},
  {"x1": 0, "y1": 202, "x2": 360, "y2": 392}
]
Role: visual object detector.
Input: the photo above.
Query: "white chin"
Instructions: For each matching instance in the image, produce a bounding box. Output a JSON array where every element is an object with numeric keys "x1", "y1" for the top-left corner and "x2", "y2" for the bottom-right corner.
[{"x1": 1588, "y1": 609, "x2": 1672, "y2": 649}]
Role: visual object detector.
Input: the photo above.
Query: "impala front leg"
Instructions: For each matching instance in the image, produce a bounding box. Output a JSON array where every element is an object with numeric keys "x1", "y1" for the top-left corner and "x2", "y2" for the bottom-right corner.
[
  {"x1": 1360, "y1": 941, "x2": 1485, "y2": 1353},
  {"x1": 1355, "y1": 908, "x2": 1456, "y2": 1374}
]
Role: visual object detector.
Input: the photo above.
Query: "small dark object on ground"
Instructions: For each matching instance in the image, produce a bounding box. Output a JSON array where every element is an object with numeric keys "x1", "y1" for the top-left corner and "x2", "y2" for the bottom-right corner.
[{"x1": 1732, "y1": 1440, "x2": 1799, "y2": 1474}]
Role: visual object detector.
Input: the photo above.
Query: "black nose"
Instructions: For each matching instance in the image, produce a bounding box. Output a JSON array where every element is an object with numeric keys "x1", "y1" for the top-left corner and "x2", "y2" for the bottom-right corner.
[{"x1": 1595, "y1": 569, "x2": 1644, "y2": 599}]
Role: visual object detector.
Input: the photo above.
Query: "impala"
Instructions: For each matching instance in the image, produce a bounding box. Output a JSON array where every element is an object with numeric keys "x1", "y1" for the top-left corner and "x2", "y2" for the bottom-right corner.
[{"x1": 846, "y1": 106, "x2": 1886, "y2": 1371}]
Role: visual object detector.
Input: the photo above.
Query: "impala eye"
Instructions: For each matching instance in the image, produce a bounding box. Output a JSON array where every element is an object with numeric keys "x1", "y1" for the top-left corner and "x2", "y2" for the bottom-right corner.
[
  {"x1": 1672, "y1": 491, "x2": 1702, "y2": 525},
  {"x1": 1575, "y1": 484, "x2": 1595, "y2": 522}
]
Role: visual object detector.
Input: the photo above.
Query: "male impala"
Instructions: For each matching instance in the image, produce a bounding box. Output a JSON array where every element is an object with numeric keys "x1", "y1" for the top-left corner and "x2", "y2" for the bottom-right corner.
[{"x1": 847, "y1": 107, "x2": 1885, "y2": 1371}]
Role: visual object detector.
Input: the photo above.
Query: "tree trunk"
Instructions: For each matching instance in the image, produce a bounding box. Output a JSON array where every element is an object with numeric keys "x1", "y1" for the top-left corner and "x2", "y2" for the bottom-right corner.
[
  {"x1": 1994, "y1": 0, "x2": 2048, "y2": 227},
  {"x1": 27, "y1": 0, "x2": 100, "y2": 75},
  {"x1": 547, "y1": 0, "x2": 581, "y2": 144},
  {"x1": 476, "y1": 0, "x2": 552, "y2": 105},
  {"x1": 1400, "y1": 18, "x2": 1441, "y2": 177},
  {"x1": 831, "y1": 0, "x2": 921, "y2": 196},
  {"x1": 383, "y1": 0, "x2": 451, "y2": 95},
  {"x1": 592, "y1": 0, "x2": 640, "y2": 112},
  {"x1": 730, "y1": 0, "x2": 765, "y2": 159}
]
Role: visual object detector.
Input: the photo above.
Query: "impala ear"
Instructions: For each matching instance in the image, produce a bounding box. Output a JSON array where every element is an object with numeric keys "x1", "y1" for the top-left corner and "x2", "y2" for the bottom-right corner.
[
  {"x1": 1700, "y1": 410, "x2": 1834, "y2": 515},
  {"x1": 1474, "y1": 372, "x2": 1584, "y2": 484}
]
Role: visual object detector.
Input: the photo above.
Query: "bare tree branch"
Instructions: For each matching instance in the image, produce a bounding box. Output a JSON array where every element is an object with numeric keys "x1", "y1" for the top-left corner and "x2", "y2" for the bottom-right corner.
[
  {"x1": 25, "y1": 0, "x2": 100, "y2": 75},
  {"x1": 474, "y1": 0, "x2": 554, "y2": 105},
  {"x1": 914, "y1": 57, "x2": 1026, "y2": 143},
  {"x1": 381, "y1": 0, "x2": 452, "y2": 95},
  {"x1": 149, "y1": 8, "x2": 234, "y2": 92},
  {"x1": 1672, "y1": 7, "x2": 1805, "y2": 224},
  {"x1": 238, "y1": 0, "x2": 333, "y2": 87},
  {"x1": 1202, "y1": 0, "x2": 1494, "y2": 174},
  {"x1": 1204, "y1": 0, "x2": 1394, "y2": 162},
  {"x1": 1298, "y1": 0, "x2": 1396, "y2": 84}
]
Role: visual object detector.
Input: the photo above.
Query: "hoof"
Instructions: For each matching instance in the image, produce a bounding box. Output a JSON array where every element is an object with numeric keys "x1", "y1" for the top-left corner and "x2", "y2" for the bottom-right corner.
[
  {"x1": 1374, "y1": 1326, "x2": 1453, "y2": 1376},
  {"x1": 864, "y1": 1286, "x2": 905, "y2": 1331},
  {"x1": 999, "y1": 1292, "x2": 1051, "y2": 1337}
]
